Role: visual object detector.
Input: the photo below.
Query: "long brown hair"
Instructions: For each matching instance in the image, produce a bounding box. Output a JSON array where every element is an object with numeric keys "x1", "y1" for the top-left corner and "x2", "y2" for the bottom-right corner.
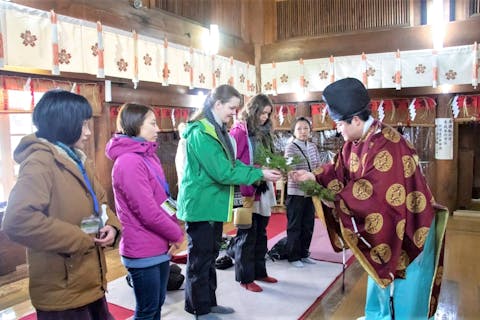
[{"x1": 239, "y1": 93, "x2": 273, "y2": 137}]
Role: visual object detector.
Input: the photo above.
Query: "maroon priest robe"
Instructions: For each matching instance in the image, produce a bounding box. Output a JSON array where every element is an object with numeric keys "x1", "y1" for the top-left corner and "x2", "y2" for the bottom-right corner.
[{"x1": 314, "y1": 120, "x2": 446, "y2": 317}]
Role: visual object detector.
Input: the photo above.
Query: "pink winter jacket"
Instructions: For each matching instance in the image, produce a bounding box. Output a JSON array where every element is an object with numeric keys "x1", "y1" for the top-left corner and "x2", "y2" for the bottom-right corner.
[{"x1": 105, "y1": 135, "x2": 183, "y2": 258}]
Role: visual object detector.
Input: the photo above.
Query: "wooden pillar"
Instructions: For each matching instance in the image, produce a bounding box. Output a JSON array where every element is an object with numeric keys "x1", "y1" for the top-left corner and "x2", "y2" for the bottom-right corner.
[
  {"x1": 295, "y1": 102, "x2": 310, "y2": 118},
  {"x1": 434, "y1": 94, "x2": 457, "y2": 213},
  {"x1": 93, "y1": 101, "x2": 115, "y2": 210},
  {"x1": 254, "y1": 44, "x2": 262, "y2": 93}
]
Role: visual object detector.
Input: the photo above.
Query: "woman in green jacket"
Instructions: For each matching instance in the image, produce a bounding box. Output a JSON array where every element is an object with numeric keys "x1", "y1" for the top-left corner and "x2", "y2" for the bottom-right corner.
[{"x1": 177, "y1": 85, "x2": 281, "y2": 320}]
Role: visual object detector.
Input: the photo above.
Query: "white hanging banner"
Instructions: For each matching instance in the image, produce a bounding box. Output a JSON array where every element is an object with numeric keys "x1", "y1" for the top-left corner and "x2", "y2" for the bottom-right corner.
[{"x1": 435, "y1": 118, "x2": 454, "y2": 160}]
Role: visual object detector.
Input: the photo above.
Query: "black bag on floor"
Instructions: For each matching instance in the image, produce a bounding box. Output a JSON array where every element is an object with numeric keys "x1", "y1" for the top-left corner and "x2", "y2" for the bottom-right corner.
[
  {"x1": 215, "y1": 255, "x2": 233, "y2": 270},
  {"x1": 167, "y1": 264, "x2": 185, "y2": 291},
  {"x1": 267, "y1": 236, "x2": 288, "y2": 261},
  {"x1": 125, "y1": 263, "x2": 185, "y2": 291}
]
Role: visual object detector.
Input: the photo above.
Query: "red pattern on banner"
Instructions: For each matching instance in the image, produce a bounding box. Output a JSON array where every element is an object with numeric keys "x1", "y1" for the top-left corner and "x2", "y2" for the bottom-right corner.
[
  {"x1": 456, "y1": 95, "x2": 479, "y2": 120},
  {"x1": 311, "y1": 102, "x2": 335, "y2": 130}
]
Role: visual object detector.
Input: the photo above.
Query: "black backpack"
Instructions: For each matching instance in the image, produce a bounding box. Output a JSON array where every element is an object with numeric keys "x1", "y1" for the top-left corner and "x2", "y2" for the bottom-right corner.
[
  {"x1": 125, "y1": 263, "x2": 185, "y2": 291},
  {"x1": 267, "y1": 236, "x2": 288, "y2": 261}
]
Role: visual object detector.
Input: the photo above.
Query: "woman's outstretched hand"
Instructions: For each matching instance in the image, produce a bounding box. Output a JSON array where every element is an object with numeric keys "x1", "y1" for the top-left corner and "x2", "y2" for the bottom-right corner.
[
  {"x1": 261, "y1": 169, "x2": 282, "y2": 182},
  {"x1": 289, "y1": 170, "x2": 315, "y2": 182}
]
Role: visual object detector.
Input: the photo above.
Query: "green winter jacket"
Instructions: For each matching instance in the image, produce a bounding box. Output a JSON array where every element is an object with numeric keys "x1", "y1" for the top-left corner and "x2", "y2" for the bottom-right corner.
[{"x1": 177, "y1": 118, "x2": 263, "y2": 222}]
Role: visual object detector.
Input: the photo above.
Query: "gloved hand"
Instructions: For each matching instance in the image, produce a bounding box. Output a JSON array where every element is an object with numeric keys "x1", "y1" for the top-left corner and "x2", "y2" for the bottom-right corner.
[{"x1": 255, "y1": 181, "x2": 269, "y2": 194}]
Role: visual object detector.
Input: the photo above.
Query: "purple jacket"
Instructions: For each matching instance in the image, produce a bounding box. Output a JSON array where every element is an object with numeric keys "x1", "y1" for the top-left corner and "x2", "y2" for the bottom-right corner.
[
  {"x1": 229, "y1": 121, "x2": 257, "y2": 199},
  {"x1": 105, "y1": 135, "x2": 183, "y2": 258}
]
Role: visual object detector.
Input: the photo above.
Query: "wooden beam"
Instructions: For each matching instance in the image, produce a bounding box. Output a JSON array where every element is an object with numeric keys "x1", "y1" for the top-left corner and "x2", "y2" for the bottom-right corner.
[{"x1": 111, "y1": 85, "x2": 200, "y2": 108}]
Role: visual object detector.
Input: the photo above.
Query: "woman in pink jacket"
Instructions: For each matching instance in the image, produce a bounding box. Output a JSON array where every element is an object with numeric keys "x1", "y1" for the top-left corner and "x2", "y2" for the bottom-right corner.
[
  {"x1": 229, "y1": 94, "x2": 278, "y2": 293},
  {"x1": 106, "y1": 103, "x2": 183, "y2": 320}
]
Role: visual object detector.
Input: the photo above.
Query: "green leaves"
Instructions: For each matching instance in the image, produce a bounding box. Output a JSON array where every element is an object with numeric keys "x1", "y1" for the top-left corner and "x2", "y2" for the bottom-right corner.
[
  {"x1": 254, "y1": 145, "x2": 302, "y2": 174},
  {"x1": 298, "y1": 180, "x2": 335, "y2": 201}
]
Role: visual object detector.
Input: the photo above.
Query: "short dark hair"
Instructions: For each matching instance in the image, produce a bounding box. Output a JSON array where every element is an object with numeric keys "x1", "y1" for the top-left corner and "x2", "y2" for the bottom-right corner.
[
  {"x1": 343, "y1": 109, "x2": 371, "y2": 124},
  {"x1": 190, "y1": 84, "x2": 242, "y2": 122},
  {"x1": 117, "y1": 103, "x2": 153, "y2": 137},
  {"x1": 33, "y1": 89, "x2": 92, "y2": 145},
  {"x1": 291, "y1": 116, "x2": 312, "y2": 133}
]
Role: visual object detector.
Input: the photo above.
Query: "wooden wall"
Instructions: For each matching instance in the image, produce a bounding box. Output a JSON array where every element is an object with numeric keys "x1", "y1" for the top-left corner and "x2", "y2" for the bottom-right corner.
[{"x1": 276, "y1": 0, "x2": 410, "y2": 40}]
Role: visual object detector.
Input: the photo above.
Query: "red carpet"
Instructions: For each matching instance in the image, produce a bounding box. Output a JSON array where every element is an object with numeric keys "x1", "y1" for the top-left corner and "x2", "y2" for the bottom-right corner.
[
  {"x1": 227, "y1": 212, "x2": 287, "y2": 240},
  {"x1": 19, "y1": 302, "x2": 134, "y2": 320}
]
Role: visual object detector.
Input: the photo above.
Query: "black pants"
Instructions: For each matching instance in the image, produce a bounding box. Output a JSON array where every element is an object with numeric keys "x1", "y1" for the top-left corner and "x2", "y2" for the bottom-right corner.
[
  {"x1": 36, "y1": 296, "x2": 113, "y2": 320},
  {"x1": 232, "y1": 213, "x2": 269, "y2": 284},
  {"x1": 286, "y1": 195, "x2": 315, "y2": 262},
  {"x1": 184, "y1": 221, "x2": 223, "y2": 315}
]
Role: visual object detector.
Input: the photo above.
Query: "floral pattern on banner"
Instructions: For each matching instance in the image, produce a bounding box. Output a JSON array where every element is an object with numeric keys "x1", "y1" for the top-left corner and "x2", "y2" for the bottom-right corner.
[
  {"x1": 21, "y1": 30, "x2": 37, "y2": 47},
  {"x1": 143, "y1": 53, "x2": 152, "y2": 66},
  {"x1": 117, "y1": 58, "x2": 128, "y2": 72},
  {"x1": 58, "y1": 49, "x2": 72, "y2": 64},
  {"x1": 91, "y1": 43, "x2": 99, "y2": 56},
  {"x1": 416, "y1": 64, "x2": 427, "y2": 74},
  {"x1": 6, "y1": 3, "x2": 255, "y2": 90}
]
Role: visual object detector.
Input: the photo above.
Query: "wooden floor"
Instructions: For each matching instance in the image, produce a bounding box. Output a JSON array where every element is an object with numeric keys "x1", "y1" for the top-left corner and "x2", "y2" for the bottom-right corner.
[{"x1": 1, "y1": 214, "x2": 479, "y2": 319}]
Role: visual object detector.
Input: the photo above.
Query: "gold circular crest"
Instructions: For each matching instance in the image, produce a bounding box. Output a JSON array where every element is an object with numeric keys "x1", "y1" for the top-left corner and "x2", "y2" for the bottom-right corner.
[
  {"x1": 373, "y1": 150, "x2": 393, "y2": 172},
  {"x1": 406, "y1": 191, "x2": 427, "y2": 213},
  {"x1": 402, "y1": 155, "x2": 417, "y2": 178},
  {"x1": 365, "y1": 213, "x2": 383, "y2": 234},
  {"x1": 396, "y1": 219, "x2": 406, "y2": 240},
  {"x1": 382, "y1": 127, "x2": 401, "y2": 143},
  {"x1": 342, "y1": 228, "x2": 358, "y2": 246},
  {"x1": 312, "y1": 167, "x2": 324, "y2": 175},
  {"x1": 327, "y1": 179, "x2": 344, "y2": 194},
  {"x1": 386, "y1": 183, "x2": 406, "y2": 207},
  {"x1": 350, "y1": 153, "x2": 360, "y2": 173},
  {"x1": 352, "y1": 179, "x2": 373, "y2": 200},
  {"x1": 396, "y1": 250, "x2": 410, "y2": 271},
  {"x1": 413, "y1": 227, "x2": 430, "y2": 248},
  {"x1": 370, "y1": 243, "x2": 392, "y2": 264},
  {"x1": 339, "y1": 199, "x2": 351, "y2": 215}
]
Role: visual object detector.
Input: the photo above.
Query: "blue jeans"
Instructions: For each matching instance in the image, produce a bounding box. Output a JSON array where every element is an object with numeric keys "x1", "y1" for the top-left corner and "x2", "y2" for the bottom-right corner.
[{"x1": 128, "y1": 261, "x2": 170, "y2": 320}]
